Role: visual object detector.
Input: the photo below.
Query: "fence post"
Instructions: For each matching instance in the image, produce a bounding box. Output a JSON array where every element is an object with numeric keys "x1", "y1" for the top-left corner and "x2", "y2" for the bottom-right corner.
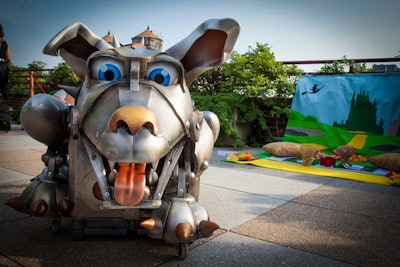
[{"x1": 29, "y1": 72, "x2": 34, "y2": 97}]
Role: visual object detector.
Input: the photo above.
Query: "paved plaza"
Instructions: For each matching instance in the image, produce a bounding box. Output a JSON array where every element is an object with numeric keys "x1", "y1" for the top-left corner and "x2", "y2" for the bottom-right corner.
[{"x1": 1, "y1": 123, "x2": 399, "y2": 266}]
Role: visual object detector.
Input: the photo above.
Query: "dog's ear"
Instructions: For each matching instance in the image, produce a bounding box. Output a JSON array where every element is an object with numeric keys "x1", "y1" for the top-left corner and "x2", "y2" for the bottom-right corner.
[
  {"x1": 165, "y1": 18, "x2": 240, "y2": 85},
  {"x1": 43, "y1": 22, "x2": 113, "y2": 79}
]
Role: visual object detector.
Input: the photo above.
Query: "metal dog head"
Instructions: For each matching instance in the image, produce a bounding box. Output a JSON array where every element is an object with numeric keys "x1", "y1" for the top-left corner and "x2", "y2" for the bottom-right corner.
[{"x1": 42, "y1": 19, "x2": 239, "y2": 165}]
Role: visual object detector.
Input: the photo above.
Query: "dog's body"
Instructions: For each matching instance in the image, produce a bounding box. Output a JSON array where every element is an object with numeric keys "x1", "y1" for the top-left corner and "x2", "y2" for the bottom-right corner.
[{"x1": 6, "y1": 19, "x2": 239, "y2": 258}]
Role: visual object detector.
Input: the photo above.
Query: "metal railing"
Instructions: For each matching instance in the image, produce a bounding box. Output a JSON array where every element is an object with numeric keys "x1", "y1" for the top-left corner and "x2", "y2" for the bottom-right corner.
[
  {"x1": 9, "y1": 68, "x2": 53, "y2": 95},
  {"x1": 280, "y1": 57, "x2": 400, "y2": 73}
]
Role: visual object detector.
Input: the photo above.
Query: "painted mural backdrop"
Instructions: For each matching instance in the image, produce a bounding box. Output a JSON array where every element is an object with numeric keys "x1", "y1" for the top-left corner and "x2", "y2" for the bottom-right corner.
[{"x1": 284, "y1": 73, "x2": 400, "y2": 156}]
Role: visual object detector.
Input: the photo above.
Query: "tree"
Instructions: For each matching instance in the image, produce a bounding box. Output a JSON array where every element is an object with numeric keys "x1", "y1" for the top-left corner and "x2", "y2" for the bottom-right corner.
[
  {"x1": 190, "y1": 66, "x2": 224, "y2": 95},
  {"x1": 190, "y1": 43, "x2": 302, "y2": 147},
  {"x1": 47, "y1": 62, "x2": 81, "y2": 92},
  {"x1": 28, "y1": 61, "x2": 47, "y2": 70},
  {"x1": 221, "y1": 43, "x2": 302, "y2": 144},
  {"x1": 221, "y1": 43, "x2": 302, "y2": 98},
  {"x1": 317, "y1": 56, "x2": 373, "y2": 74}
]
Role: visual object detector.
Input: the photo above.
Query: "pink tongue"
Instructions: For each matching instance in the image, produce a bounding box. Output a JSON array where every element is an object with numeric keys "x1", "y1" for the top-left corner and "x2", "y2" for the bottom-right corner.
[{"x1": 114, "y1": 163, "x2": 145, "y2": 206}]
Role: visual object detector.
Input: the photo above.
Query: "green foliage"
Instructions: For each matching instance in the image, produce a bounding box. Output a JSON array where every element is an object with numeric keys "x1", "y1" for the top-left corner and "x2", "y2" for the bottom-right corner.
[
  {"x1": 190, "y1": 43, "x2": 300, "y2": 146},
  {"x1": 8, "y1": 63, "x2": 29, "y2": 94},
  {"x1": 9, "y1": 61, "x2": 50, "y2": 95},
  {"x1": 221, "y1": 43, "x2": 302, "y2": 98},
  {"x1": 28, "y1": 61, "x2": 49, "y2": 90},
  {"x1": 317, "y1": 56, "x2": 373, "y2": 74},
  {"x1": 192, "y1": 92, "x2": 272, "y2": 147},
  {"x1": 190, "y1": 66, "x2": 224, "y2": 95},
  {"x1": 263, "y1": 97, "x2": 292, "y2": 118},
  {"x1": 318, "y1": 57, "x2": 349, "y2": 74},
  {"x1": 9, "y1": 61, "x2": 81, "y2": 95},
  {"x1": 28, "y1": 61, "x2": 47, "y2": 70},
  {"x1": 353, "y1": 62, "x2": 372, "y2": 73},
  {"x1": 48, "y1": 62, "x2": 81, "y2": 89},
  {"x1": 192, "y1": 92, "x2": 243, "y2": 146}
]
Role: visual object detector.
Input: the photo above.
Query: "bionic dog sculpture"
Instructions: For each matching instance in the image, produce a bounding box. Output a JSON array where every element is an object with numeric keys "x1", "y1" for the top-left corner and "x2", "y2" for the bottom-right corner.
[{"x1": 6, "y1": 18, "x2": 239, "y2": 258}]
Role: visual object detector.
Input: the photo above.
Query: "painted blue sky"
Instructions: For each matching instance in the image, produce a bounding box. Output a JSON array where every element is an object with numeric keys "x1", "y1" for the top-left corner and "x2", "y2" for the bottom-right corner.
[
  {"x1": 1, "y1": 0, "x2": 399, "y2": 72},
  {"x1": 292, "y1": 73, "x2": 400, "y2": 135}
]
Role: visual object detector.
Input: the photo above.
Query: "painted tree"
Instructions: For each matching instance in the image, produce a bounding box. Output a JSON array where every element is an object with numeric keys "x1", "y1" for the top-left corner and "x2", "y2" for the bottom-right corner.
[{"x1": 334, "y1": 90, "x2": 384, "y2": 134}]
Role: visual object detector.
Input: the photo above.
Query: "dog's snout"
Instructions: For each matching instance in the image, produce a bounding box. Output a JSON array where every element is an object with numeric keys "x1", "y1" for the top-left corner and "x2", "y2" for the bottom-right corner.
[{"x1": 108, "y1": 106, "x2": 160, "y2": 135}]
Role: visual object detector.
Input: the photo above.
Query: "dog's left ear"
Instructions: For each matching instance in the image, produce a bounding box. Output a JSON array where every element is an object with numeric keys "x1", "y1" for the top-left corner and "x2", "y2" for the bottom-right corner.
[
  {"x1": 165, "y1": 18, "x2": 240, "y2": 85},
  {"x1": 43, "y1": 22, "x2": 113, "y2": 79}
]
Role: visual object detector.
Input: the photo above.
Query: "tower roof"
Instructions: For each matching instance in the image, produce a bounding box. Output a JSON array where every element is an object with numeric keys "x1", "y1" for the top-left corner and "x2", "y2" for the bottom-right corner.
[
  {"x1": 102, "y1": 31, "x2": 114, "y2": 44},
  {"x1": 134, "y1": 27, "x2": 161, "y2": 40}
]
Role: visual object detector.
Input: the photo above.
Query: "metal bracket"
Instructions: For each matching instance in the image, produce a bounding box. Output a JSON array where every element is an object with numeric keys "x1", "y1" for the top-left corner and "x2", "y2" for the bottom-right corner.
[
  {"x1": 69, "y1": 106, "x2": 79, "y2": 139},
  {"x1": 38, "y1": 148, "x2": 64, "y2": 184},
  {"x1": 153, "y1": 139, "x2": 185, "y2": 200},
  {"x1": 177, "y1": 143, "x2": 192, "y2": 198},
  {"x1": 102, "y1": 199, "x2": 162, "y2": 209},
  {"x1": 82, "y1": 134, "x2": 112, "y2": 201}
]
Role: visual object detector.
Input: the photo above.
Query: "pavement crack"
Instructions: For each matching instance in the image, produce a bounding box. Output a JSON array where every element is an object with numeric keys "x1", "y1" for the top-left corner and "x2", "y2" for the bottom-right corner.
[
  {"x1": 202, "y1": 182, "x2": 290, "y2": 202},
  {"x1": 0, "y1": 252, "x2": 25, "y2": 266}
]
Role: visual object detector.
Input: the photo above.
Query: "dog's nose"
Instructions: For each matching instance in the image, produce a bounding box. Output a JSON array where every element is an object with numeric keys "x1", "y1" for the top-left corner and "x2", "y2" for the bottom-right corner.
[{"x1": 108, "y1": 106, "x2": 160, "y2": 135}]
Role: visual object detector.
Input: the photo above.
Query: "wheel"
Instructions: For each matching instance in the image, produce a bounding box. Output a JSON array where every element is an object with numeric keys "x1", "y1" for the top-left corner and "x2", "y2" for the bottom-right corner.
[{"x1": 176, "y1": 242, "x2": 189, "y2": 260}]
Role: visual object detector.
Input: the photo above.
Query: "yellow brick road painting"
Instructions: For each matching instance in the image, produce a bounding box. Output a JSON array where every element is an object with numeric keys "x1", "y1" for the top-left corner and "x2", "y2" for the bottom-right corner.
[{"x1": 346, "y1": 133, "x2": 368, "y2": 149}]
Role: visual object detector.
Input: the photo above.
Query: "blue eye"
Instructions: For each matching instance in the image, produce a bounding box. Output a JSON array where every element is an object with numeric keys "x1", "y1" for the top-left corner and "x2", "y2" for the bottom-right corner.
[
  {"x1": 148, "y1": 68, "x2": 171, "y2": 86},
  {"x1": 98, "y1": 64, "x2": 121, "y2": 81},
  {"x1": 146, "y1": 62, "x2": 179, "y2": 86}
]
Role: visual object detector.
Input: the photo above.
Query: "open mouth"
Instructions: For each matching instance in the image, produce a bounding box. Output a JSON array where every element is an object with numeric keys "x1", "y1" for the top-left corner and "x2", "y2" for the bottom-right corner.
[
  {"x1": 91, "y1": 160, "x2": 152, "y2": 206},
  {"x1": 83, "y1": 133, "x2": 151, "y2": 206},
  {"x1": 89, "y1": 137, "x2": 187, "y2": 207}
]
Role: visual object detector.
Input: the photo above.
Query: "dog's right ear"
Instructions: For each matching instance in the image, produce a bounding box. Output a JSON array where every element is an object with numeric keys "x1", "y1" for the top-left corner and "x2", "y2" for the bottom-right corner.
[
  {"x1": 43, "y1": 22, "x2": 113, "y2": 79},
  {"x1": 165, "y1": 18, "x2": 240, "y2": 86}
]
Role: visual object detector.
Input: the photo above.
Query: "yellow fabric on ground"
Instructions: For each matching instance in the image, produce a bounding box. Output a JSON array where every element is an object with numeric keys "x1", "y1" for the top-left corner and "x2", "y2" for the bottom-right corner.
[{"x1": 229, "y1": 158, "x2": 392, "y2": 186}]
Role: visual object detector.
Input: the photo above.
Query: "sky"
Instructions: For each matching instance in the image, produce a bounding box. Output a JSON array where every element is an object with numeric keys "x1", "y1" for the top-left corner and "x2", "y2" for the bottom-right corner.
[{"x1": 1, "y1": 0, "x2": 399, "y2": 72}]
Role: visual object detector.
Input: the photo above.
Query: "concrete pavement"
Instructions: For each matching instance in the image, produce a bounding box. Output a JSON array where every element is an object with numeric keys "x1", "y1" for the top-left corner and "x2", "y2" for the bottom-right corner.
[{"x1": 1, "y1": 123, "x2": 399, "y2": 266}]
